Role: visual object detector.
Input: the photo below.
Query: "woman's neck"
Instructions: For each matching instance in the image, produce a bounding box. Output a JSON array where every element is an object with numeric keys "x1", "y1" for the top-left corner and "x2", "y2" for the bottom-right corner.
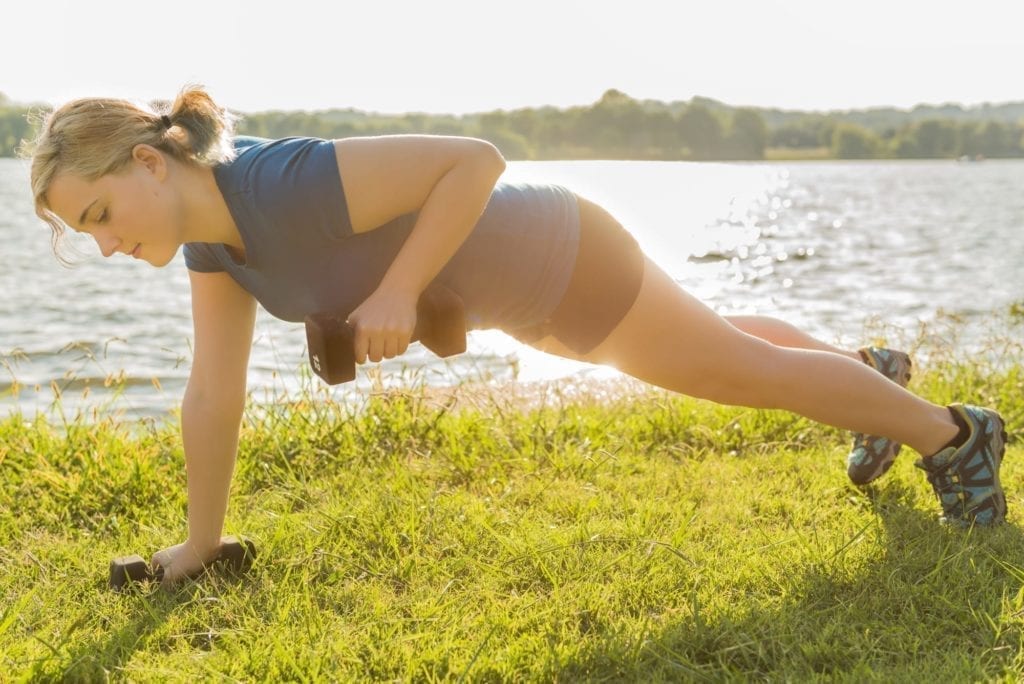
[{"x1": 180, "y1": 163, "x2": 245, "y2": 252}]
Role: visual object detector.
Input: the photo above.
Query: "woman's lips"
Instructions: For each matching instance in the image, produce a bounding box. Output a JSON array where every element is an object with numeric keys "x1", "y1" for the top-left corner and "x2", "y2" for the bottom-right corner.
[{"x1": 131, "y1": 243, "x2": 141, "y2": 258}]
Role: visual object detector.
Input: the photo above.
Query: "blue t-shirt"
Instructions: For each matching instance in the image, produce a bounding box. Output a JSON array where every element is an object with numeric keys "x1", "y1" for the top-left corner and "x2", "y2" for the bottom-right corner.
[{"x1": 184, "y1": 136, "x2": 579, "y2": 331}]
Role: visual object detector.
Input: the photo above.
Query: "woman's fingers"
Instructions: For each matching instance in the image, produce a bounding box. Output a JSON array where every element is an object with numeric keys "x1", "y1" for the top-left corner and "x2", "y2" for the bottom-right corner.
[
  {"x1": 366, "y1": 333, "x2": 383, "y2": 363},
  {"x1": 354, "y1": 325, "x2": 412, "y2": 364},
  {"x1": 151, "y1": 542, "x2": 206, "y2": 585},
  {"x1": 351, "y1": 322, "x2": 373, "y2": 363},
  {"x1": 150, "y1": 550, "x2": 169, "y2": 573},
  {"x1": 347, "y1": 288, "x2": 419, "y2": 364}
]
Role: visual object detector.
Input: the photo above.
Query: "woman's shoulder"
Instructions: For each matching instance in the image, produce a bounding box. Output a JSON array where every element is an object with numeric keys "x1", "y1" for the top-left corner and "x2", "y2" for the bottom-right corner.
[
  {"x1": 231, "y1": 135, "x2": 272, "y2": 154},
  {"x1": 220, "y1": 135, "x2": 332, "y2": 175},
  {"x1": 215, "y1": 135, "x2": 351, "y2": 239},
  {"x1": 216, "y1": 136, "x2": 338, "y2": 195}
]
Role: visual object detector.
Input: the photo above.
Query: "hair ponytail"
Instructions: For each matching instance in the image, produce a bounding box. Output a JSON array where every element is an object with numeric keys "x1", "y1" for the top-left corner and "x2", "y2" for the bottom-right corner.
[{"x1": 162, "y1": 85, "x2": 238, "y2": 166}]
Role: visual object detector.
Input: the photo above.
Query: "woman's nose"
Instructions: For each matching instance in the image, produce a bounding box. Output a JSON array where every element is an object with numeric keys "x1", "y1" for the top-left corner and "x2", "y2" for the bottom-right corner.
[{"x1": 94, "y1": 232, "x2": 121, "y2": 258}]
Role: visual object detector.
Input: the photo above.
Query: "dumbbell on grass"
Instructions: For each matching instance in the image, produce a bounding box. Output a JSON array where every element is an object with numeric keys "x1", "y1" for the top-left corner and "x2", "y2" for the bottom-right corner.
[
  {"x1": 109, "y1": 535, "x2": 257, "y2": 591},
  {"x1": 305, "y1": 284, "x2": 468, "y2": 385}
]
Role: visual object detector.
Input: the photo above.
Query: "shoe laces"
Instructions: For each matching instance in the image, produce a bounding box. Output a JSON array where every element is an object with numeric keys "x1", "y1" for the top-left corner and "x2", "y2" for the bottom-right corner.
[{"x1": 916, "y1": 456, "x2": 964, "y2": 504}]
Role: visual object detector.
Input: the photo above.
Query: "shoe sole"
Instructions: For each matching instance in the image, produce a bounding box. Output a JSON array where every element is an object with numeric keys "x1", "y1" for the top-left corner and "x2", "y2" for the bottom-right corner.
[{"x1": 983, "y1": 411, "x2": 1007, "y2": 524}]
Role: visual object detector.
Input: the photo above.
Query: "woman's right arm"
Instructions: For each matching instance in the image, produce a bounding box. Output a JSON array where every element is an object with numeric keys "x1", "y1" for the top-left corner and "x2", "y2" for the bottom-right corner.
[{"x1": 181, "y1": 269, "x2": 257, "y2": 556}]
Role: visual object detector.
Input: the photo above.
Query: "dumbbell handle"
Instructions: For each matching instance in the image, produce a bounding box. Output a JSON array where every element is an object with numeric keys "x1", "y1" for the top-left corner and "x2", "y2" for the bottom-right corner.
[{"x1": 305, "y1": 284, "x2": 467, "y2": 385}]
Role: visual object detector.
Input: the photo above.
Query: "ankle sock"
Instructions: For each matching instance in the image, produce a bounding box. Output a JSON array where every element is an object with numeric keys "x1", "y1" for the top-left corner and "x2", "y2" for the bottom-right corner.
[{"x1": 941, "y1": 407, "x2": 971, "y2": 451}]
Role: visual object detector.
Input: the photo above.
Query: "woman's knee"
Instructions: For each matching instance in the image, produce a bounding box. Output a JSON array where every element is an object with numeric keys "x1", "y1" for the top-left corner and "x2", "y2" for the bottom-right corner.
[{"x1": 672, "y1": 336, "x2": 791, "y2": 406}]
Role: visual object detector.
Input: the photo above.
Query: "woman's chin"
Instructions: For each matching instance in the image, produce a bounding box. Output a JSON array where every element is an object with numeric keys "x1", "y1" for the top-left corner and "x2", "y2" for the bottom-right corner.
[{"x1": 146, "y1": 249, "x2": 175, "y2": 268}]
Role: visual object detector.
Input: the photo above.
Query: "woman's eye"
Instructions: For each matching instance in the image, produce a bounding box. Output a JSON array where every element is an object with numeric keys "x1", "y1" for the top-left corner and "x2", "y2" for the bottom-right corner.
[{"x1": 98, "y1": 209, "x2": 108, "y2": 223}]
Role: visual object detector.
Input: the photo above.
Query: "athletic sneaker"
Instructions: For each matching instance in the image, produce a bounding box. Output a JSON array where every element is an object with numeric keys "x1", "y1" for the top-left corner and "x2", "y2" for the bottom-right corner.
[
  {"x1": 846, "y1": 347, "x2": 913, "y2": 485},
  {"x1": 915, "y1": 404, "x2": 1008, "y2": 527}
]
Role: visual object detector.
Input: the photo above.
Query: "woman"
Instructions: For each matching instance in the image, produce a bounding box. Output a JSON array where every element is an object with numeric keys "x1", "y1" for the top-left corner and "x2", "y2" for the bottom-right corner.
[{"x1": 25, "y1": 86, "x2": 1007, "y2": 585}]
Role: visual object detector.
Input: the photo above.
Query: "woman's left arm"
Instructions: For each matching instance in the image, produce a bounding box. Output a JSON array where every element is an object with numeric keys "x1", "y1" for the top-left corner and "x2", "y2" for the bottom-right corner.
[{"x1": 335, "y1": 135, "x2": 506, "y2": 363}]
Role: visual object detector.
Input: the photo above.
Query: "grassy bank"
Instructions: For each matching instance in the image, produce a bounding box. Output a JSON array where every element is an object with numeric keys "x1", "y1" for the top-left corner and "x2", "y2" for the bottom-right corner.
[{"x1": 1, "y1": 338, "x2": 1023, "y2": 681}]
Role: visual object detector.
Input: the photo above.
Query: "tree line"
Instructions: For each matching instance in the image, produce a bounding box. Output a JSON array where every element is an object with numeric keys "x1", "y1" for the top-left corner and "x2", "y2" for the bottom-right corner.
[{"x1": 2, "y1": 89, "x2": 1022, "y2": 161}]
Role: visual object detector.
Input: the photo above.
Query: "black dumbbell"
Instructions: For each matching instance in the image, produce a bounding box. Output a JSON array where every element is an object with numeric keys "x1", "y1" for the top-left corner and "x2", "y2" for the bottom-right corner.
[
  {"x1": 109, "y1": 536, "x2": 257, "y2": 591},
  {"x1": 305, "y1": 284, "x2": 468, "y2": 385}
]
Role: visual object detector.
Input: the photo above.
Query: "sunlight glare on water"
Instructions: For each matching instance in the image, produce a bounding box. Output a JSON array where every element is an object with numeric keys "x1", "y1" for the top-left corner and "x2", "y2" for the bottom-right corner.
[{"x1": 2, "y1": 158, "x2": 1023, "y2": 419}]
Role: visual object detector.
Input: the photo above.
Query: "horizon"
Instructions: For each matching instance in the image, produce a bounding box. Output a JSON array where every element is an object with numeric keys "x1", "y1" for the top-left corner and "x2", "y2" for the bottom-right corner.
[
  {"x1": 2, "y1": 88, "x2": 1020, "y2": 119},
  {"x1": 3, "y1": 0, "x2": 1022, "y2": 116}
]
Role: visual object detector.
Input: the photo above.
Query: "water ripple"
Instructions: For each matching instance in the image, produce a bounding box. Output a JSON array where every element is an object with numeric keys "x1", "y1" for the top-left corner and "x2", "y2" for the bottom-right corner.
[{"x1": 3, "y1": 158, "x2": 1023, "y2": 418}]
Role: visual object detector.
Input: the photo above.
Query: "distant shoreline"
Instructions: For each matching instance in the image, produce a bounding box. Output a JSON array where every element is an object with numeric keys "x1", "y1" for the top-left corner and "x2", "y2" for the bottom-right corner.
[
  {"x1": 1, "y1": 150, "x2": 1017, "y2": 162},
  {"x1": 4, "y1": 89, "x2": 1023, "y2": 161}
]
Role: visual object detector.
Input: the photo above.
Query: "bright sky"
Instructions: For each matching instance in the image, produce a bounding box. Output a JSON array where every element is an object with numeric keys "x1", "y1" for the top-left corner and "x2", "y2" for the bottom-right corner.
[{"x1": 3, "y1": 0, "x2": 1021, "y2": 115}]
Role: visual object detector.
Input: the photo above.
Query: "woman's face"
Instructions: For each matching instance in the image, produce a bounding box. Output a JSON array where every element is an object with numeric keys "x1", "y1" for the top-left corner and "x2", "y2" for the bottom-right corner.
[{"x1": 47, "y1": 146, "x2": 183, "y2": 267}]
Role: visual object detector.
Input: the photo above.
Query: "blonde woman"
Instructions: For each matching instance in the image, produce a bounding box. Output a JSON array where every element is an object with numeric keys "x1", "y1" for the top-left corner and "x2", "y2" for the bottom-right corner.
[{"x1": 25, "y1": 86, "x2": 1008, "y2": 584}]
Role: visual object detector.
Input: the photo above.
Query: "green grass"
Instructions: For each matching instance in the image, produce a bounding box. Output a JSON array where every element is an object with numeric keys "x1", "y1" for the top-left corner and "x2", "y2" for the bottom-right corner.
[{"x1": 2, "y1": 323, "x2": 1024, "y2": 681}]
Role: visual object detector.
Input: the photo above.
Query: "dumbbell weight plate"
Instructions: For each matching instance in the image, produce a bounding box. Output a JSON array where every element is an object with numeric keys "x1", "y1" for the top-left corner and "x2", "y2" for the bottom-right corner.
[
  {"x1": 217, "y1": 535, "x2": 257, "y2": 572},
  {"x1": 109, "y1": 554, "x2": 153, "y2": 591}
]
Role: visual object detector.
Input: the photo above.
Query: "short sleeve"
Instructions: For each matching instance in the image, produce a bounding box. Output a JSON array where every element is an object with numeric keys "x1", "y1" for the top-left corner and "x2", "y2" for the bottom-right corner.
[
  {"x1": 248, "y1": 137, "x2": 353, "y2": 240},
  {"x1": 183, "y1": 242, "x2": 225, "y2": 273}
]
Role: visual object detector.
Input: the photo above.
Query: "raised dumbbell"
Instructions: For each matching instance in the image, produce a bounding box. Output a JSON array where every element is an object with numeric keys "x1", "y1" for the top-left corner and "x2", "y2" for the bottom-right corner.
[
  {"x1": 305, "y1": 283, "x2": 468, "y2": 385},
  {"x1": 109, "y1": 536, "x2": 257, "y2": 591}
]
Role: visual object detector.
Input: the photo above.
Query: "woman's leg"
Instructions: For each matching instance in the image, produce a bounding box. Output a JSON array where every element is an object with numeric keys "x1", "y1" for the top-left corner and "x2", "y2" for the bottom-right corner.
[
  {"x1": 724, "y1": 315, "x2": 860, "y2": 361},
  {"x1": 526, "y1": 256, "x2": 957, "y2": 457},
  {"x1": 530, "y1": 315, "x2": 863, "y2": 363}
]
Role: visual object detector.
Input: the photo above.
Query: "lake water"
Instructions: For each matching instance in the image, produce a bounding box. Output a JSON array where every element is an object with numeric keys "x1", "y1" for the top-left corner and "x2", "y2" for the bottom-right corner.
[{"x1": 1, "y1": 157, "x2": 1021, "y2": 420}]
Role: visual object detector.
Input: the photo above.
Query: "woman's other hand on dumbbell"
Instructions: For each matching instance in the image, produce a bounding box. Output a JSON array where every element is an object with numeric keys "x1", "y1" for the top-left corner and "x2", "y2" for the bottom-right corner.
[
  {"x1": 347, "y1": 286, "x2": 418, "y2": 364},
  {"x1": 151, "y1": 539, "x2": 217, "y2": 586}
]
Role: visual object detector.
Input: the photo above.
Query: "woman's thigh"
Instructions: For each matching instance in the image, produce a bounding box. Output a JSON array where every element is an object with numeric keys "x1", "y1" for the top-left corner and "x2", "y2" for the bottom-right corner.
[{"x1": 526, "y1": 255, "x2": 775, "y2": 396}]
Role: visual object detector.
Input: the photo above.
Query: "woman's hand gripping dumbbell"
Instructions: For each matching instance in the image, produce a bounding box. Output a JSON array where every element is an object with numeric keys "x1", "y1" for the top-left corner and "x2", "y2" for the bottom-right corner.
[{"x1": 305, "y1": 284, "x2": 467, "y2": 385}]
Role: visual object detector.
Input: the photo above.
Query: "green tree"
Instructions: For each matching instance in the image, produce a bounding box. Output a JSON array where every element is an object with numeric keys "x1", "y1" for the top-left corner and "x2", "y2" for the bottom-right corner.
[
  {"x1": 817, "y1": 119, "x2": 838, "y2": 148},
  {"x1": 507, "y1": 108, "x2": 539, "y2": 142},
  {"x1": 426, "y1": 118, "x2": 464, "y2": 136},
  {"x1": 976, "y1": 121, "x2": 1015, "y2": 157},
  {"x1": 0, "y1": 107, "x2": 33, "y2": 157},
  {"x1": 890, "y1": 134, "x2": 918, "y2": 158},
  {"x1": 475, "y1": 111, "x2": 532, "y2": 159},
  {"x1": 770, "y1": 116, "x2": 828, "y2": 148},
  {"x1": 577, "y1": 89, "x2": 649, "y2": 157},
  {"x1": 831, "y1": 123, "x2": 879, "y2": 159},
  {"x1": 905, "y1": 119, "x2": 958, "y2": 158},
  {"x1": 7, "y1": 90, "x2": 1024, "y2": 161},
  {"x1": 725, "y1": 108, "x2": 767, "y2": 159},
  {"x1": 678, "y1": 103, "x2": 723, "y2": 160},
  {"x1": 536, "y1": 112, "x2": 576, "y2": 158}
]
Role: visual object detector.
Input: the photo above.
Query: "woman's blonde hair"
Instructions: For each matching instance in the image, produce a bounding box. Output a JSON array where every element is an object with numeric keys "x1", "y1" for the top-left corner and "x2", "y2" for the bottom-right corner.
[{"x1": 20, "y1": 84, "x2": 238, "y2": 259}]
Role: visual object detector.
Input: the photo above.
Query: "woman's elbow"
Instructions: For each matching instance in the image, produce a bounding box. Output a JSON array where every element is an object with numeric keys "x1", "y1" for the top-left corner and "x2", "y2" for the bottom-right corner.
[{"x1": 473, "y1": 139, "x2": 507, "y2": 176}]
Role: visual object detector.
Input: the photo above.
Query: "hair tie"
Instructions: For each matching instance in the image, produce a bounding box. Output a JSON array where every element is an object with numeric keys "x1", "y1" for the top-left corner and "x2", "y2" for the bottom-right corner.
[{"x1": 161, "y1": 114, "x2": 172, "y2": 130}]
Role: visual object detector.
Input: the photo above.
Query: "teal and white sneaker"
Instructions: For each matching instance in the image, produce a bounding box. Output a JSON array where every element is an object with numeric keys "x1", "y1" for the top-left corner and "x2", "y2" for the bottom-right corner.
[
  {"x1": 846, "y1": 347, "x2": 913, "y2": 485},
  {"x1": 915, "y1": 404, "x2": 1008, "y2": 527}
]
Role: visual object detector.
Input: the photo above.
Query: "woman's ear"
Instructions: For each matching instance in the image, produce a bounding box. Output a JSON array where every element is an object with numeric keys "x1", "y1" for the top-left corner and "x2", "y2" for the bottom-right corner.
[{"x1": 132, "y1": 144, "x2": 167, "y2": 180}]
